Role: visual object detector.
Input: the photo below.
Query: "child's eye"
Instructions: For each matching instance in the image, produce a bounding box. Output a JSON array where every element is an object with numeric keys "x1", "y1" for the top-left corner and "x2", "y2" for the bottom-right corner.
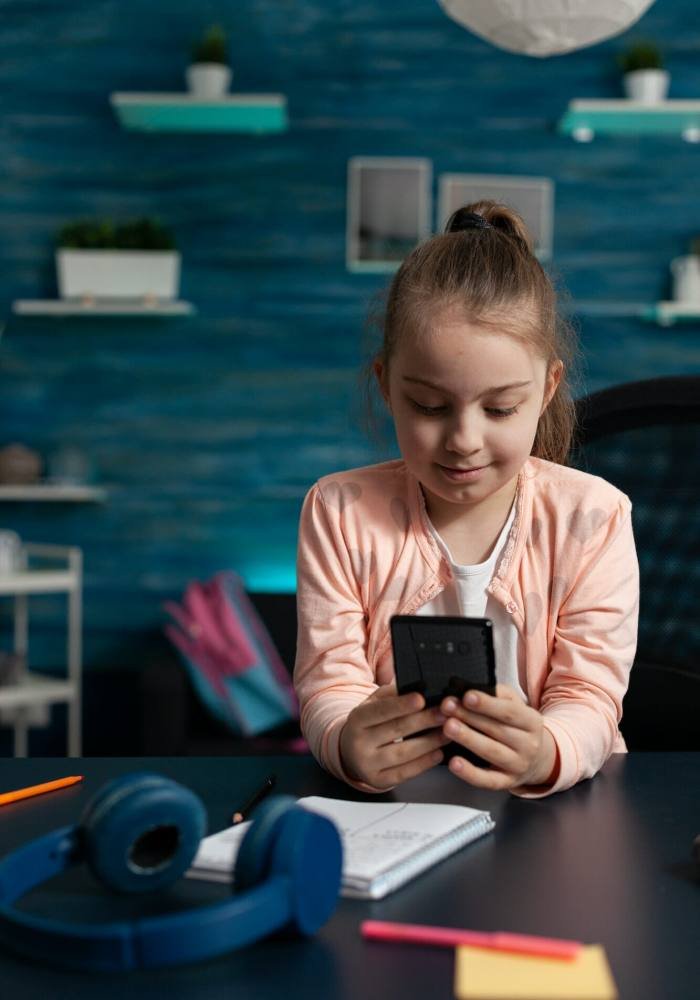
[
  {"x1": 486, "y1": 406, "x2": 518, "y2": 418},
  {"x1": 410, "y1": 400, "x2": 446, "y2": 415}
]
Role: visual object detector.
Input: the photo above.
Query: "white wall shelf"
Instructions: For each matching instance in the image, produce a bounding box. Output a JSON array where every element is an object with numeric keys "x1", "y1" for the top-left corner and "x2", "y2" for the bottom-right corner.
[
  {"x1": 0, "y1": 673, "x2": 76, "y2": 708},
  {"x1": 559, "y1": 100, "x2": 700, "y2": 142},
  {"x1": 110, "y1": 93, "x2": 288, "y2": 133},
  {"x1": 0, "y1": 543, "x2": 82, "y2": 757},
  {"x1": 12, "y1": 298, "x2": 195, "y2": 317},
  {"x1": 0, "y1": 484, "x2": 107, "y2": 503},
  {"x1": 648, "y1": 301, "x2": 700, "y2": 326}
]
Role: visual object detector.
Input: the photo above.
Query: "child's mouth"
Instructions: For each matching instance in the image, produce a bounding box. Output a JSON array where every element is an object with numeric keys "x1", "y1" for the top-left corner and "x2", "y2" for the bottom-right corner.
[{"x1": 438, "y1": 464, "x2": 487, "y2": 482}]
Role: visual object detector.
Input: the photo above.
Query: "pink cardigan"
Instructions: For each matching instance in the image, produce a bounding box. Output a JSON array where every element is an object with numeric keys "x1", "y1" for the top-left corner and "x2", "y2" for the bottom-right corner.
[{"x1": 294, "y1": 457, "x2": 639, "y2": 797}]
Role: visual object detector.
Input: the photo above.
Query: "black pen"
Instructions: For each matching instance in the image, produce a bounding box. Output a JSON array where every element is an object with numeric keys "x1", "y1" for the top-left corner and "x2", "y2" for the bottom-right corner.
[{"x1": 231, "y1": 774, "x2": 277, "y2": 824}]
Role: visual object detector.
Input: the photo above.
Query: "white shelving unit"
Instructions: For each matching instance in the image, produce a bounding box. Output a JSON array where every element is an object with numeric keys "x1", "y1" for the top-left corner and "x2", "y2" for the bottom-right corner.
[
  {"x1": 0, "y1": 484, "x2": 107, "y2": 502},
  {"x1": 0, "y1": 543, "x2": 82, "y2": 757}
]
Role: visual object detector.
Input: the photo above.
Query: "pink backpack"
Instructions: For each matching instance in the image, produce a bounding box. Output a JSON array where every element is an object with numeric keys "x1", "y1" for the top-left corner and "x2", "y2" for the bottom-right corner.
[{"x1": 164, "y1": 571, "x2": 301, "y2": 739}]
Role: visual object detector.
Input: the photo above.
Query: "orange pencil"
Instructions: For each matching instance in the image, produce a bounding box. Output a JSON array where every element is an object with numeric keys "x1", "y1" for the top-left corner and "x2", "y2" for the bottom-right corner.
[{"x1": 0, "y1": 775, "x2": 83, "y2": 806}]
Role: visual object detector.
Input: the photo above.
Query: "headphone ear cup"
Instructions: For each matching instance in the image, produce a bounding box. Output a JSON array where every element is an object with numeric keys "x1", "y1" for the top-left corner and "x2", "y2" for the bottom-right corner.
[
  {"x1": 234, "y1": 795, "x2": 299, "y2": 892},
  {"x1": 80, "y1": 772, "x2": 206, "y2": 894},
  {"x1": 235, "y1": 795, "x2": 342, "y2": 935},
  {"x1": 268, "y1": 807, "x2": 343, "y2": 935}
]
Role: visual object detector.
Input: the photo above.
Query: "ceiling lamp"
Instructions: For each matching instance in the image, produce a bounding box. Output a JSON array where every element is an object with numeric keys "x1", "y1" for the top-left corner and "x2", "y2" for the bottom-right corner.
[{"x1": 437, "y1": 0, "x2": 657, "y2": 57}]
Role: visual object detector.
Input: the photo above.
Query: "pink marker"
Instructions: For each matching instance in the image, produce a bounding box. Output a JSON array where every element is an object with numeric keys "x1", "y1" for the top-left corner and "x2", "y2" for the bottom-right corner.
[{"x1": 360, "y1": 920, "x2": 582, "y2": 960}]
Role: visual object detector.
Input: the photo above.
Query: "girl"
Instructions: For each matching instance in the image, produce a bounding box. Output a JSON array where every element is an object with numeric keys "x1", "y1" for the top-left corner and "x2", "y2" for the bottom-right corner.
[{"x1": 294, "y1": 202, "x2": 639, "y2": 798}]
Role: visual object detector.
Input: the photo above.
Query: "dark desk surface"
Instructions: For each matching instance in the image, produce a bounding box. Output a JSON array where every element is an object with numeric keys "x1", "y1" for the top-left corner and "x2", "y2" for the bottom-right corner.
[{"x1": 0, "y1": 754, "x2": 697, "y2": 999}]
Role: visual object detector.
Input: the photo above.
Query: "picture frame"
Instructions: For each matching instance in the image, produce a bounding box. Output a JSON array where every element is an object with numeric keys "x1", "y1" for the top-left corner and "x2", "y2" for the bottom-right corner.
[
  {"x1": 346, "y1": 157, "x2": 432, "y2": 272},
  {"x1": 437, "y1": 173, "x2": 554, "y2": 260}
]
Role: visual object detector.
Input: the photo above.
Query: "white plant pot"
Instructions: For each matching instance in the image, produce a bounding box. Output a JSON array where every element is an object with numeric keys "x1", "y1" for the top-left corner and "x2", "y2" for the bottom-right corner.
[
  {"x1": 186, "y1": 63, "x2": 232, "y2": 99},
  {"x1": 56, "y1": 250, "x2": 181, "y2": 300},
  {"x1": 670, "y1": 255, "x2": 700, "y2": 304},
  {"x1": 623, "y1": 69, "x2": 670, "y2": 103}
]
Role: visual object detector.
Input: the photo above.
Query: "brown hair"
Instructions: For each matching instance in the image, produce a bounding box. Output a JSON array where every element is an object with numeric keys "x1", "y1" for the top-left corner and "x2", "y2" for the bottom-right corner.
[{"x1": 361, "y1": 200, "x2": 579, "y2": 466}]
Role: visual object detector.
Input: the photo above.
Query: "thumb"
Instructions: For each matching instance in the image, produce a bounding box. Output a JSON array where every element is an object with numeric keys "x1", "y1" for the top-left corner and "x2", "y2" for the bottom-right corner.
[
  {"x1": 369, "y1": 679, "x2": 398, "y2": 700},
  {"x1": 495, "y1": 683, "x2": 519, "y2": 701}
]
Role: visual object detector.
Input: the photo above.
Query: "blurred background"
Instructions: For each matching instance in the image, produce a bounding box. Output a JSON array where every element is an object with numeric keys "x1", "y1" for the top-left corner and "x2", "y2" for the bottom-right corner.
[{"x1": 0, "y1": 0, "x2": 698, "y2": 755}]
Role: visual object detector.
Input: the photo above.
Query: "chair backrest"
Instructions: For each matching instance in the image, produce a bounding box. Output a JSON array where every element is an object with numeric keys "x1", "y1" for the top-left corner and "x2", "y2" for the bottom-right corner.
[{"x1": 570, "y1": 376, "x2": 700, "y2": 750}]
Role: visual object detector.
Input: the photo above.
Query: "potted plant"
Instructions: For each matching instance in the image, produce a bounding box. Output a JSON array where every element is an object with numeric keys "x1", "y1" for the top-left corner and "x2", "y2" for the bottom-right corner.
[
  {"x1": 618, "y1": 40, "x2": 669, "y2": 103},
  {"x1": 186, "y1": 24, "x2": 231, "y2": 99},
  {"x1": 670, "y1": 237, "x2": 700, "y2": 304},
  {"x1": 56, "y1": 218, "x2": 180, "y2": 301}
]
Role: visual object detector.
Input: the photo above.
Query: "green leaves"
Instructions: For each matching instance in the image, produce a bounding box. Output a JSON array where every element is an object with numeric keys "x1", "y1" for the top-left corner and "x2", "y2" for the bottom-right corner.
[
  {"x1": 618, "y1": 40, "x2": 664, "y2": 74},
  {"x1": 191, "y1": 24, "x2": 229, "y2": 66},
  {"x1": 57, "y1": 217, "x2": 176, "y2": 250}
]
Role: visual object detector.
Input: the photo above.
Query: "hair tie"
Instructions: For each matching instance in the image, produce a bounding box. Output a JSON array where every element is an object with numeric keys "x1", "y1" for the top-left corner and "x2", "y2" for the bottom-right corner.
[{"x1": 447, "y1": 211, "x2": 494, "y2": 234}]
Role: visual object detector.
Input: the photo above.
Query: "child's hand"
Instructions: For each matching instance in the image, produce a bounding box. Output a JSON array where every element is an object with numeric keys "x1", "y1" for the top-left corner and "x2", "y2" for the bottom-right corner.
[
  {"x1": 339, "y1": 682, "x2": 450, "y2": 790},
  {"x1": 441, "y1": 684, "x2": 559, "y2": 791}
]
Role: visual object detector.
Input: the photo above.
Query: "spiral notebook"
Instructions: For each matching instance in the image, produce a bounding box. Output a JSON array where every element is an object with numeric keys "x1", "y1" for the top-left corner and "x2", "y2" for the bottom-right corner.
[{"x1": 186, "y1": 796, "x2": 495, "y2": 900}]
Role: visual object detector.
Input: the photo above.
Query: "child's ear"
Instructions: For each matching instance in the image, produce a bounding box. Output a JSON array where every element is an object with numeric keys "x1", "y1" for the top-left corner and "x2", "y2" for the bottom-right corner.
[
  {"x1": 541, "y1": 359, "x2": 563, "y2": 414},
  {"x1": 373, "y1": 359, "x2": 391, "y2": 410}
]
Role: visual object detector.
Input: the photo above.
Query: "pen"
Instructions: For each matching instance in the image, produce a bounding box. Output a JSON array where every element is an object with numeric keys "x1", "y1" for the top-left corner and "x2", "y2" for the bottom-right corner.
[
  {"x1": 231, "y1": 774, "x2": 277, "y2": 824},
  {"x1": 360, "y1": 920, "x2": 583, "y2": 961},
  {"x1": 0, "y1": 775, "x2": 84, "y2": 807}
]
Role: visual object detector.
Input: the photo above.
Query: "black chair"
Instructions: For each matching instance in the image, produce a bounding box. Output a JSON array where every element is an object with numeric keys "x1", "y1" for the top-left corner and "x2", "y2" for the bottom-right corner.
[{"x1": 570, "y1": 375, "x2": 700, "y2": 750}]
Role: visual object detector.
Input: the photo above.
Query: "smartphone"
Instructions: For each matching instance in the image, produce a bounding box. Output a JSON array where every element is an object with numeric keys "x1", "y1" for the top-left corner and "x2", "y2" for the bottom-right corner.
[{"x1": 390, "y1": 614, "x2": 496, "y2": 767}]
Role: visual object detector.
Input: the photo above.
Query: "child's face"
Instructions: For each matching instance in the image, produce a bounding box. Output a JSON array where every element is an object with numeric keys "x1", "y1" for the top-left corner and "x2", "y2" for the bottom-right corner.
[{"x1": 375, "y1": 308, "x2": 561, "y2": 518}]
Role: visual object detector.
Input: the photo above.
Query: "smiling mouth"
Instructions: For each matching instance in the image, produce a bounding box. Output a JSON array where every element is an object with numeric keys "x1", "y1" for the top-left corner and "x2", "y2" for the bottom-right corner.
[
  {"x1": 440, "y1": 464, "x2": 485, "y2": 472},
  {"x1": 437, "y1": 463, "x2": 490, "y2": 483}
]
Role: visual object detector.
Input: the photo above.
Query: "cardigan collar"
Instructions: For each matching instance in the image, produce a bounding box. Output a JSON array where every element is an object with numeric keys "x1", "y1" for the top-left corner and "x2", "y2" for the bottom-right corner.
[{"x1": 404, "y1": 458, "x2": 537, "y2": 588}]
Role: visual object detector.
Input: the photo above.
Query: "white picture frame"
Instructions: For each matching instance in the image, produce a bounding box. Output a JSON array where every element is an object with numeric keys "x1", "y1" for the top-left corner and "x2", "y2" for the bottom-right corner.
[
  {"x1": 437, "y1": 174, "x2": 554, "y2": 260},
  {"x1": 346, "y1": 157, "x2": 432, "y2": 272}
]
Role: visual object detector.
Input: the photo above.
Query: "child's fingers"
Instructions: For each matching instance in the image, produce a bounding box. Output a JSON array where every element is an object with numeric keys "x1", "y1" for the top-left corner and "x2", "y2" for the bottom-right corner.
[
  {"x1": 443, "y1": 716, "x2": 521, "y2": 773},
  {"x1": 454, "y1": 710, "x2": 533, "y2": 753},
  {"x1": 342, "y1": 728, "x2": 447, "y2": 791},
  {"x1": 442, "y1": 688, "x2": 531, "y2": 731},
  {"x1": 360, "y1": 688, "x2": 425, "y2": 726},
  {"x1": 372, "y1": 704, "x2": 446, "y2": 743},
  {"x1": 379, "y1": 726, "x2": 450, "y2": 758},
  {"x1": 378, "y1": 744, "x2": 446, "y2": 787},
  {"x1": 447, "y1": 755, "x2": 515, "y2": 791}
]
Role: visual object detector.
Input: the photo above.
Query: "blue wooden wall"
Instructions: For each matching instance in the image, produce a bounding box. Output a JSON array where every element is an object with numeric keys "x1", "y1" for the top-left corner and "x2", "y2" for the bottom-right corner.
[{"x1": 1, "y1": 1, "x2": 699, "y2": 692}]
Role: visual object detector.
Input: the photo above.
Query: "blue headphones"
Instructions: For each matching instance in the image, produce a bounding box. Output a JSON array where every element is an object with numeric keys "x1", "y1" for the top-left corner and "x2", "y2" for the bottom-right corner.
[{"x1": 0, "y1": 772, "x2": 342, "y2": 972}]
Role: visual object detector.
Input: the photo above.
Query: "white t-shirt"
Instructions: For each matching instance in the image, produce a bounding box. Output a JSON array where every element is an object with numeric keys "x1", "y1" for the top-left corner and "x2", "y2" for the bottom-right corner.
[{"x1": 417, "y1": 505, "x2": 527, "y2": 702}]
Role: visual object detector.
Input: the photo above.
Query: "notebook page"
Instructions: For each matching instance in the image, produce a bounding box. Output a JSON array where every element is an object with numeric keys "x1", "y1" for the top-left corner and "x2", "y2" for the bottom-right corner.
[
  {"x1": 298, "y1": 797, "x2": 490, "y2": 883},
  {"x1": 188, "y1": 820, "x2": 250, "y2": 876},
  {"x1": 185, "y1": 797, "x2": 494, "y2": 897}
]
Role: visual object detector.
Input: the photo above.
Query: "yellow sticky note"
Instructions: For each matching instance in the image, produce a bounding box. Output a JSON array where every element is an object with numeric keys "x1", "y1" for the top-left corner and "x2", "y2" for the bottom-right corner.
[{"x1": 454, "y1": 944, "x2": 618, "y2": 1000}]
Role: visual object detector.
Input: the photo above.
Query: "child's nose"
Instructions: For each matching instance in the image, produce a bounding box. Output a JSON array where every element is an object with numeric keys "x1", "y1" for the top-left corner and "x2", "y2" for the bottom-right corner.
[{"x1": 445, "y1": 414, "x2": 483, "y2": 455}]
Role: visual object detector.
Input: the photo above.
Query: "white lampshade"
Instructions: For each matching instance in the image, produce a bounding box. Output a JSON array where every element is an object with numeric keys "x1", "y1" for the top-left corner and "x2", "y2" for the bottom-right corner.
[{"x1": 438, "y1": 0, "x2": 657, "y2": 57}]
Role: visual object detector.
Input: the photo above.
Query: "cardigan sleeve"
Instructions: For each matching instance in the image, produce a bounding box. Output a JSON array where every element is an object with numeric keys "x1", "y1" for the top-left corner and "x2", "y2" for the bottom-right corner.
[
  {"x1": 293, "y1": 483, "x2": 381, "y2": 786},
  {"x1": 516, "y1": 497, "x2": 639, "y2": 798}
]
